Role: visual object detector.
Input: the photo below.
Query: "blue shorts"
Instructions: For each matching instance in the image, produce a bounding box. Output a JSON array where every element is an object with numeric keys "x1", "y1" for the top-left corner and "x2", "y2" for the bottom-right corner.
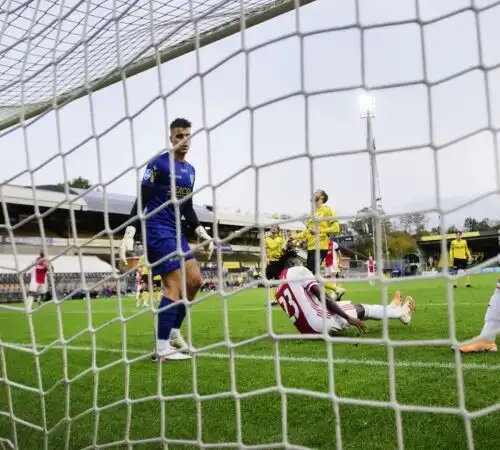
[{"x1": 146, "y1": 227, "x2": 194, "y2": 276}]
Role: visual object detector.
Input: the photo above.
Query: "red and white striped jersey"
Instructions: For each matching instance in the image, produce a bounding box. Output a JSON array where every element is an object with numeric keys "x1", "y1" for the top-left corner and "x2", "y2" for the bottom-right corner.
[
  {"x1": 32, "y1": 256, "x2": 49, "y2": 284},
  {"x1": 324, "y1": 240, "x2": 339, "y2": 268},
  {"x1": 136, "y1": 271, "x2": 142, "y2": 285},
  {"x1": 275, "y1": 265, "x2": 334, "y2": 334}
]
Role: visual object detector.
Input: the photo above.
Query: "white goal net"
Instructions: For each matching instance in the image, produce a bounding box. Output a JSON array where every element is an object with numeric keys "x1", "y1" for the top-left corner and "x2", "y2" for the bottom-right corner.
[{"x1": 1, "y1": 0, "x2": 500, "y2": 449}]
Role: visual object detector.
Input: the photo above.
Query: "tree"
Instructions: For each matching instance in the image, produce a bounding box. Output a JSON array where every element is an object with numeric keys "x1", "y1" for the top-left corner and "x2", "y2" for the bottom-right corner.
[
  {"x1": 58, "y1": 177, "x2": 91, "y2": 189},
  {"x1": 398, "y1": 213, "x2": 428, "y2": 234},
  {"x1": 476, "y1": 218, "x2": 492, "y2": 231},
  {"x1": 386, "y1": 230, "x2": 417, "y2": 257},
  {"x1": 447, "y1": 225, "x2": 460, "y2": 234},
  {"x1": 463, "y1": 217, "x2": 479, "y2": 232}
]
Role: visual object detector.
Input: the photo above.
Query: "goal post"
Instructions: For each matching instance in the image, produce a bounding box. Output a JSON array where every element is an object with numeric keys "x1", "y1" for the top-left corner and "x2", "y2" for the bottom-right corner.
[{"x1": 0, "y1": 0, "x2": 317, "y2": 131}]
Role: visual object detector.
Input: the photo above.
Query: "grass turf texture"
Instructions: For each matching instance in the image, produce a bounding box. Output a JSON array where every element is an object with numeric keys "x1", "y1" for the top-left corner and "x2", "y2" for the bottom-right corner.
[{"x1": 1, "y1": 274, "x2": 499, "y2": 450}]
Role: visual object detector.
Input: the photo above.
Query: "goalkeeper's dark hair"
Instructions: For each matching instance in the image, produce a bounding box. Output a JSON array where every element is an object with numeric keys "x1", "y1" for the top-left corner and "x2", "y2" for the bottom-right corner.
[{"x1": 170, "y1": 118, "x2": 191, "y2": 130}]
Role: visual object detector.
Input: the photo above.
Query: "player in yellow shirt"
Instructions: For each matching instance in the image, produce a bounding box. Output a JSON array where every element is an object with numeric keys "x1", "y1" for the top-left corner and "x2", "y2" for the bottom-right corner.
[
  {"x1": 136, "y1": 255, "x2": 148, "y2": 307},
  {"x1": 152, "y1": 274, "x2": 162, "y2": 303},
  {"x1": 289, "y1": 190, "x2": 343, "y2": 298},
  {"x1": 264, "y1": 225, "x2": 286, "y2": 306},
  {"x1": 449, "y1": 231, "x2": 472, "y2": 288},
  {"x1": 137, "y1": 255, "x2": 162, "y2": 307},
  {"x1": 289, "y1": 190, "x2": 340, "y2": 274}
]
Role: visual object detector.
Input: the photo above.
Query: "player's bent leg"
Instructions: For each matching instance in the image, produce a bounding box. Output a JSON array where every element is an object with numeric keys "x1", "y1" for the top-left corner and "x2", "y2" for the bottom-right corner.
[
  {"x1": 184, "y1": 258, "x2": 203, "y2": 301},
  {"x1": 159, "y1": 259, "x2": 200, "y2": 355},
  {"x1": 153, "y1": 275, "x2": 190, "y2": 360},
  {"x1": 149, "y1": 236, "x2": 199, "y2": 360},
  {"x1": 325, "y1": 301, "x2": 358, "y2": 335}
]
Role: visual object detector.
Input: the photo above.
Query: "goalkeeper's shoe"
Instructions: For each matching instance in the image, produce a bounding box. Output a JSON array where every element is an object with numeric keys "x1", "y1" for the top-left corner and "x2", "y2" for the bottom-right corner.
[
  {"x1": 399, "y1": 296, "x2": 415, "y2": 325},
  {"x1": 170, "y1": 333, "x2": 195, "y2": 354},
  {"x1": 151, "y1": 342, "x2": 191, "y2": 361},
  {"x1": 389, "y1": 291, "x2": 402, "y2": 308},
  {"x1": 458, "y1": 339, "x2": 497, "y2": 353}
]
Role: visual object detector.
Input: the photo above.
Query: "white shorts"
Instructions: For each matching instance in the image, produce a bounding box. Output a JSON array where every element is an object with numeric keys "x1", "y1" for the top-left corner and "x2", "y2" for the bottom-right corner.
[
  {"x1": 368, "y1": 271, "x2": 375, "y2": 277},
  {"x1": 310, "y1": 301, "x2": 358, "y2": 333},
  {"x1": 325, "y1": 265, "x2": 339, "y2": 276},
  {"x1": 29, "y1": 280, "x2": 48, "y2": 295}
]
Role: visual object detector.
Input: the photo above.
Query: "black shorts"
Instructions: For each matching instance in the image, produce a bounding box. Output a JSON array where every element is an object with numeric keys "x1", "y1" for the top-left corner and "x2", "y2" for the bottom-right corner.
[
  {"x1": 306, "y1": 250, "x2": 328, "y2": 274},
  {"x1": 265, "y1": 260, "x2": 282, "y2": 281},
  {"x1": 453, "y1": 258, "x2": 468, "y2": 270},
  {"x1": 141, "y1": 274, "x2": 162, "y2": 289}
]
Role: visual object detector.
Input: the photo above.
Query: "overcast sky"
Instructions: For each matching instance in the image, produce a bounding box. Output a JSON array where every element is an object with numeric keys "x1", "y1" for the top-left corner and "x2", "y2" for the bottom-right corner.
[{"x1": 1, "y1": 0, "x2": 500, "y2": 229}]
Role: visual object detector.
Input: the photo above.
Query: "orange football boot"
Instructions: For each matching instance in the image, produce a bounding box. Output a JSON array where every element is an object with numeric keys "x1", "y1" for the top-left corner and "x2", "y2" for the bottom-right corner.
[{"x1": 459, "y1": 339, "x2": 497, "y2": 353}]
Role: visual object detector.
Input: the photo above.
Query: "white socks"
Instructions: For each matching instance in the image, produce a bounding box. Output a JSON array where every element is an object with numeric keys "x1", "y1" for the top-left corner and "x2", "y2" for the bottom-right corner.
[
  {"x1": 362, "y1": 304, "x2": 403, "y2": 320},
  {"x1": 479, "y1": 282, "x2": 500, "y2": 342},
  {"x1": 170, "y1": 328, "x2": 180, "y2": 338}
]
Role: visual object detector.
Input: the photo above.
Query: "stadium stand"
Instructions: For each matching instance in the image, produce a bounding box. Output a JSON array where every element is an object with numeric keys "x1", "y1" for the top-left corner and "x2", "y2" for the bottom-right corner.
[
  {"x1": 0, "y1": 254, "x2": 113, "y2": 274},
  {"x1": 0, "y1": 184, "x2": 305, "y2": 303}
]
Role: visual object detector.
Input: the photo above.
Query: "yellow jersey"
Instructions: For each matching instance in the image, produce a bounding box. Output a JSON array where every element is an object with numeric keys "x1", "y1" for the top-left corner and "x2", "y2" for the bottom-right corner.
[
  {"x1": 265, "y1": 235, "x2": 285, "y2": 262},
  {"x1": 449, "y1": 239, "x2": 471, "y2": 260},
  {"x1": 153, "y1": 275, "x2": 161, "y2": 281},
  {"x1": 293, "y1": 204, "x2": 340, "y2": 250},
  {"x1": 138, "y1": 256, "x2": 148, "y2": 276}
]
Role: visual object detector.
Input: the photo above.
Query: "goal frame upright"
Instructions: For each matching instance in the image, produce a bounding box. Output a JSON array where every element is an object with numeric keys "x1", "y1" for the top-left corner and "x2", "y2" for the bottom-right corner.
[{"x1": 0, "y1": 0, "x2": 317, "y2": 132}]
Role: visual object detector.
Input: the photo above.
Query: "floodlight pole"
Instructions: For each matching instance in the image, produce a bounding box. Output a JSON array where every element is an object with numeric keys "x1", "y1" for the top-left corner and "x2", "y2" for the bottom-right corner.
[{"x1": 359, "y1": 94, "x2": 379, "y2": 261}]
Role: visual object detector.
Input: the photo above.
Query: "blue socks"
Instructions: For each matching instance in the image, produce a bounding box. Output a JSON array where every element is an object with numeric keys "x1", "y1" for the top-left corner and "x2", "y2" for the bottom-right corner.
[
  {"x1": 157, "y1": 297, "x2": 176, "y2": 340},
  {"x1": 157, "y1": 297, "x2": 187, "y2": 339},
  {"x1": 173, "y1": 302, "x2": 186, "y2": 330}
]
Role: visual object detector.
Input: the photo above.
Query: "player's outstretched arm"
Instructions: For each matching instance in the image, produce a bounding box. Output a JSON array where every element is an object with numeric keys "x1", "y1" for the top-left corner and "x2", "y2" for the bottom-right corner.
[
  {"x1": 119, "y1": 184, "x2": 154, "y2": 265},
  {"x1": 182, "y1": 197, "x2": 215, "y2": 260},
  {"x1": 309, "y1": 284, "x2": 367, "y2": 334}
]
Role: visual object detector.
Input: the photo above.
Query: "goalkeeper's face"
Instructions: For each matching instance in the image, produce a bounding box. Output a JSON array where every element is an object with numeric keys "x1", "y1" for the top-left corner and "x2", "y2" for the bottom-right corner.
[{"x1": 170, "y1": 127, "x2": 191, "y2": 157}]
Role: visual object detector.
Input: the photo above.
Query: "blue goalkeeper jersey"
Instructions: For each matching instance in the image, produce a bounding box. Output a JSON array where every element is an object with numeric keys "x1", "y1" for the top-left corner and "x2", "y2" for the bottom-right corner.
[{"x1": 141, "y1": 153, "x2": 196, "y2": 231}]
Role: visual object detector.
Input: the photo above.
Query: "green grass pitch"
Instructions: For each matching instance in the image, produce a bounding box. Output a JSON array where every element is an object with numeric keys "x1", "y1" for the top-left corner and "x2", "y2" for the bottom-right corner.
[{"x1": 1, "y1": 274, "x2": 500, "y2": 449}]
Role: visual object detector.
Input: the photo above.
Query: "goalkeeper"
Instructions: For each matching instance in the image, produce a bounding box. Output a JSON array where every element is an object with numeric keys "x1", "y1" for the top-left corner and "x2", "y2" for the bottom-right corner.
[{"x1": 120, "y1": 118, "x2": 214, "y2": 362}]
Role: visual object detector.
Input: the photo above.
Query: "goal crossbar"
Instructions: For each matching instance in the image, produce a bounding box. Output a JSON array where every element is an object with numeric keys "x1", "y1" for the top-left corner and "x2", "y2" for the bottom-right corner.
[{"x1": 0, "y1": 0, "x2": 316, "y2": 132}]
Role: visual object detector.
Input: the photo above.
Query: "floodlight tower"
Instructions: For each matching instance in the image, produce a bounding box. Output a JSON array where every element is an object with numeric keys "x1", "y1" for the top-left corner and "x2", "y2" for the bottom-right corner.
[{"x1": 359, "y1": 93, "x2": 389, "y2": 261}]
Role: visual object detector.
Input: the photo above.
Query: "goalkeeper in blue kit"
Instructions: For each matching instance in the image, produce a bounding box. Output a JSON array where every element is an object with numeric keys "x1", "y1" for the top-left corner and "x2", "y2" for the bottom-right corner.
[{"x1": 119, "y1": 118, "x2": 214, "y2": 361}]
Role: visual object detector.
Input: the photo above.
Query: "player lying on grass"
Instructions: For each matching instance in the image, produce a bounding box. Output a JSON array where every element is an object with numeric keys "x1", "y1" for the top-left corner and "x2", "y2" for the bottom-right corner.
[
  {"x1": 458, "y1": 279, "x2": 499, "y2": 353},
  {"x1": 274, "y1": 246, "x2": 415, "y2": 336},
  {"x1": 119, "y1": 118, "x2": 214, "y2": 361}
]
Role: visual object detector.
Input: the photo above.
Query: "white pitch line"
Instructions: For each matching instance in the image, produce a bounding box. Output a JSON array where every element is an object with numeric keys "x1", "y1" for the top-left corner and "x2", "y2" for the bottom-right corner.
[
  {"x1": 3, "y1": 342, "x2": 500, "y2": 372},
  {"x1": 30, "y1": 302, "x2": 481, "y2": 316}
]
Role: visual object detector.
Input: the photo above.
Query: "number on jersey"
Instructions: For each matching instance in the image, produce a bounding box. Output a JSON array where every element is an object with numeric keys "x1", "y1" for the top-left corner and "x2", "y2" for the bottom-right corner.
[{"x1": 277, "y1": 286, "x2": 299, "y2": 323}]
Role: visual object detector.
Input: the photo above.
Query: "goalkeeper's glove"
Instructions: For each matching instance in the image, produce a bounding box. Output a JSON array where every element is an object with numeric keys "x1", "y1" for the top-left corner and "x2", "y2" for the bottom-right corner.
[
  {"x1": 195, "y1": 225, "x2": 215, "y2": 260},
  {"x1": 119, "y1": 226, "x2": 136, "y2": 266}
]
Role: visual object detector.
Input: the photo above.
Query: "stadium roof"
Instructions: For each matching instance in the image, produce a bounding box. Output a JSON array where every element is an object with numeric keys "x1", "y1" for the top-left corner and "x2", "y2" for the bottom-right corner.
[{"x1": 2, "y1": 184, "x2": 304, "y2": 229}]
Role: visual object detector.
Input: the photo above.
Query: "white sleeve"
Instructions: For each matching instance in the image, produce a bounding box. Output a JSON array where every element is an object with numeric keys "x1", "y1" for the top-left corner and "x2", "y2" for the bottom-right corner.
[
  {"x1": 293, "y1": 266, "x2": 317, "y2": 291},
  {"x1": 332, "y1": 242, "x2": 339, "y2": 250}
]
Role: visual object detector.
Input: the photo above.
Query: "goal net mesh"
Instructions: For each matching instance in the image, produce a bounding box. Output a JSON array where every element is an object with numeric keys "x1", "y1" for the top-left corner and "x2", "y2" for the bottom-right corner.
[{"x1": 1, "y1": 0, "x2": 500, "y2": 449}]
